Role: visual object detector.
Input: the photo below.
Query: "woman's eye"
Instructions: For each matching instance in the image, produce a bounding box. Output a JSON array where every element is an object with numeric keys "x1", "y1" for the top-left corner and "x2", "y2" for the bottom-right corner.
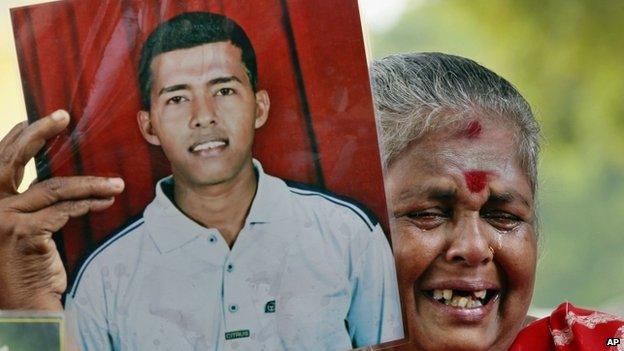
[
  {"x1": 216, "y1": 87, "x2": 235, "y2": 96},
  {"x1": 481, "y1": 211, "x2": 521, "y2": 231},
  {"x1": 404, "y1": 209, "x2": 449, "y2": 230},
  {"x1": 166, "y1": 96, "x2": 189, "y2": 105}
]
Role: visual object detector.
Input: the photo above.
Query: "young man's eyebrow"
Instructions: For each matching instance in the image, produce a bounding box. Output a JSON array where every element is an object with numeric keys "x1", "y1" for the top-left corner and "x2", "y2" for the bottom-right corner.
[
  {"x1": 157, "y1": 77, "x2": 243, "y2": 96},
  {"x1": 208, "y1": 76, "x2": 242, "y2": 85},
  {"x1": 158, "y1": 84, "x2": 188, "y2": 96}
]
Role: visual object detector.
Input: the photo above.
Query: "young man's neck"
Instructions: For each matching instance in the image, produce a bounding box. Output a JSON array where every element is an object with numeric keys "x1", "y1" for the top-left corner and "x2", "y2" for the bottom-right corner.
[{"x1": 172, "y1": 161, "x2": 258, "y2": 248}]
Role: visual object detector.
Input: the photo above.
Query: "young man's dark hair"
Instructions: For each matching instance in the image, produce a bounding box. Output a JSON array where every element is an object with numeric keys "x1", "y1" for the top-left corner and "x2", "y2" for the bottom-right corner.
[{"x1": 137, "y1": 12, "x2": 258, "y2": 109}]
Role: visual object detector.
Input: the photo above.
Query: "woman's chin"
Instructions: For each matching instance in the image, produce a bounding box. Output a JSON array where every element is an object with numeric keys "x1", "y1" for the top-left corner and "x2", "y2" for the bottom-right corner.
[
  {"x1": 410, "y1": 325, "x2": 500, "y2": 351},
  {"x1": 409, "y1": 330, "x2": 513, "y2": 351},
  {"x1": 409, "y1": 290, "x2": 520, "y2": 351}
]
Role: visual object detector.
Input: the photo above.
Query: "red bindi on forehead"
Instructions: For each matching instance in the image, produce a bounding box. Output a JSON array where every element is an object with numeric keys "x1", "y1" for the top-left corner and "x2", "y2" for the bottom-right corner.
[
  {"x1": 463, "y1": 170, "x2": 490, "y2": 193},
  {"x1": 463, "y1": 121, "x2": 483, "y2": 139}
]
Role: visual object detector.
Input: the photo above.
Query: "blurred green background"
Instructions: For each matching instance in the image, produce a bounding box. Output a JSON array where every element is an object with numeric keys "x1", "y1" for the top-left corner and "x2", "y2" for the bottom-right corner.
[{"x1": 364, "y1": 0, "x2": 624, "y2": 315}]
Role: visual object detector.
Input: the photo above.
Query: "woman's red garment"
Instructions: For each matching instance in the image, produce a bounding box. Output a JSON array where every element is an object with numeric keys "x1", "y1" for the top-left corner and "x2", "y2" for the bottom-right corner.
[{"x1": 510, "y1": 302, "x2": 624, "y2": 350}]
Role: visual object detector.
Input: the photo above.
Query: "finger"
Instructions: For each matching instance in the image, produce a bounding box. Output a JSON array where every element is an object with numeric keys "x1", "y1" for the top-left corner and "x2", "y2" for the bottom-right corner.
[
  {"x1": 17, "y1": 232, "x2": 57, "y2": 255},
  {"x1": 0, "y1": 121, "x2": 27, "y2": 150},
  {"x1": 28, "y1": 176, "x2": 39, "y2": 188},
  {"x1": 0, "y1": 110, "x2": 70, "y2": 195},
  {"x1": 22, "y1": 197, "x2": 115, "y2": 235},
  {"x1": 10, "y1": 176, "x2": 123, "y2": 212},
  {"x1": 49, "y1": 197, "x2": 116, "y2": 220},
  {"x1": 14, "y1": 110, "x2": 70, "y2": 166},
  {"x1": 23, "y1": 235, "x2": 59, "y2": 256},
  {"x1": 21, "y1": 237, "x2": 67, "y2": 293},
  {"x1": 49, "y1": 248, "x2": 68, "y2": 295},
  {"x1": 0, "y1": 122, "x2": 28, "y2": 195}
]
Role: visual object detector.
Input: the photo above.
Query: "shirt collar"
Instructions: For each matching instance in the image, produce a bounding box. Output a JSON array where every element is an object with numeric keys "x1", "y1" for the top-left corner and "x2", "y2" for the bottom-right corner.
[
  {"x1": 144, "y1": 159, "x2": 292, "y2": 253},
  {"x1": 245, "y1": 159, "x2": 293, "y2": 224}
]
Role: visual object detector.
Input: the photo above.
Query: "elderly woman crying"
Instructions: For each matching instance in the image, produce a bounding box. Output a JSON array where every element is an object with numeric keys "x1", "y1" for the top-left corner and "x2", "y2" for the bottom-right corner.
[{"x1": 369, "y1": 52, "x2": 623, "y2": 351}]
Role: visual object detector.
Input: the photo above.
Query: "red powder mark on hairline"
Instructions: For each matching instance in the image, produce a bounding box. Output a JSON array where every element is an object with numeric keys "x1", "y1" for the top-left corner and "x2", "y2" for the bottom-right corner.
[
  {"x1": 464, "y1": 121, "x2": 483, "y2": 139},
  {"x1": 464, "y1": 170, "x2": 490, "y2": 193}
]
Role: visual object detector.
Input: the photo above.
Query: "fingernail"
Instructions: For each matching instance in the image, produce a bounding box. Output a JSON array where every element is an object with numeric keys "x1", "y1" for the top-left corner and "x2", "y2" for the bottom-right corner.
[
  {"x1": 51, "y1": 110, "x2": 69, "y2": 121},
  {"x1": 107, "y1": 178, "x2": 125, "y2": 190}
]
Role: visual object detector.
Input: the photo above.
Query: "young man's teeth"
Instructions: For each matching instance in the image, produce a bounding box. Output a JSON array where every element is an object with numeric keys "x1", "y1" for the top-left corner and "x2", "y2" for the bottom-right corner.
[
  {"x1": 194, "y1": 141, "x2": 226, "y2": 151},
  {"x1": 431, "y1": 288, "x2": 489, "y2": 308}
]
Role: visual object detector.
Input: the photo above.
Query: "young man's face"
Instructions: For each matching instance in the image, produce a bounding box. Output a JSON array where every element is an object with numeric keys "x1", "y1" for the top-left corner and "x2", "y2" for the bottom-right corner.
[{"x1": 138, "y1": 41, "x2": 269, "y2": 188}]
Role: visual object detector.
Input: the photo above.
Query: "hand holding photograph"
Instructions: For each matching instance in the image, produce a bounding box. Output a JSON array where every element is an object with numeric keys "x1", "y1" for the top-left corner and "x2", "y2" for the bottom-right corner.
[
  {"x1": 10, "y1": 0, "x2": 404, "y2": 350},
  {"x1": 7, "y1": 0, "x2": 622, "y2": 350}
]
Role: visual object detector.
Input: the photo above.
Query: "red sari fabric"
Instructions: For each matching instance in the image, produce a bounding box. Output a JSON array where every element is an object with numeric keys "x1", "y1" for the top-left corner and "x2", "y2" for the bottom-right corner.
[{"x1": 510, "y1": 302, "x2": 624, "y2": 351}]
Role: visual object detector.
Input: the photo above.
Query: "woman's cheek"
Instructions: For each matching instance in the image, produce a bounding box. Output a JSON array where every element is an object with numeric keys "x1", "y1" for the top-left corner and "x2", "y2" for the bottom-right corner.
[
  {"x1": 494, "y1": 229, "x2": 537, "y2": 288},
  {"x1": 393, "y1": 224, "x2": 437, "y2": 284}
]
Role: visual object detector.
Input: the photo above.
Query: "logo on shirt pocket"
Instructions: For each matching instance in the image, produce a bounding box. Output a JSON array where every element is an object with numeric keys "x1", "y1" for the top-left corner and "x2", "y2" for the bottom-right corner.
[
  {"x1": 225, "y1": 329, "x2": 250, "y2": 340},
  {"x1": 264, "y1": 300, "x2": 276, "y2": 313}
]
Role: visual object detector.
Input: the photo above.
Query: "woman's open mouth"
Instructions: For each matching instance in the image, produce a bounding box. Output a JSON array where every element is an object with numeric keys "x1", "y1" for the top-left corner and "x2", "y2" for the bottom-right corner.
[
  {"x1": 423, "y1": 288, "x2": 500, "y2": 309},
  {"x1": 417, "y1": 285, "x2": 501, "y2": 322}
]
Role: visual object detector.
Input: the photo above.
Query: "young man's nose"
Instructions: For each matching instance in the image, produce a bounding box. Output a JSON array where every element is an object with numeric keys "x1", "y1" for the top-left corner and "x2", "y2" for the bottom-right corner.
[
  {"x1": 445, "y1": 214, "x2": 493, "y2": 267},
  {"x1": 190, "y1": 95, "x2": 218, "y2": 127}
]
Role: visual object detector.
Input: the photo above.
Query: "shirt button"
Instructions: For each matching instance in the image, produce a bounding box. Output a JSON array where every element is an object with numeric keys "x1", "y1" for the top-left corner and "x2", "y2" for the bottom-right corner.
[
  {"x1": 208, "y1": 235, "x2": 217, "y2": 244},
  {"x1": 226, "y1": 263, "x2": 234, "y2": 272},
  {"x1": 228, "y1": 304, "x2": 238, "y2": 313}
]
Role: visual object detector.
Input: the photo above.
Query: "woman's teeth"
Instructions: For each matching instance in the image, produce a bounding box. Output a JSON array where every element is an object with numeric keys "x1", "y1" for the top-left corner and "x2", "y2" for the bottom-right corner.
[{"x1": 430, "y1": 289, "x2": 489, "y2": 308}]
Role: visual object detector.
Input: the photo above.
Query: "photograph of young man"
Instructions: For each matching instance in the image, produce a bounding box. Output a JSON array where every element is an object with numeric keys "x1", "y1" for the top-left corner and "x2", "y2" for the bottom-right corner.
[{"x1": 64, "y1": 12, "x2": 403, "y2": 351}]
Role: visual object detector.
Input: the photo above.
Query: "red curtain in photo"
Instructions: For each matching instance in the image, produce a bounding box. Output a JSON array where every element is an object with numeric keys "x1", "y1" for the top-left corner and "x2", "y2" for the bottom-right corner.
[{"x1": 11, "y1": 0, "x2": 388, "y2": 275}]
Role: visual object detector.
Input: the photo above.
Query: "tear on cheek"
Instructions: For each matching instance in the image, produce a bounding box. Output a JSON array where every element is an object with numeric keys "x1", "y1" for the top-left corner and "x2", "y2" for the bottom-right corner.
[{"x1": 464, "y1": 170, "x2": 490, "y2": 193}]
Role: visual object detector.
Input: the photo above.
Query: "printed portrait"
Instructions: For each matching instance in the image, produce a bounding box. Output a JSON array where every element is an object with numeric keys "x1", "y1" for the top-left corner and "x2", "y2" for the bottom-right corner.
[{"x1": 11, "y1": 0, "x2": 404, "y2": 349}]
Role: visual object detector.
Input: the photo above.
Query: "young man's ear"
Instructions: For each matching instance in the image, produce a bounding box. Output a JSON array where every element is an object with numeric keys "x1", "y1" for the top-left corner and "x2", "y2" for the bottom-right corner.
[
  {"x1": 137, "y1": 110, "x2": 161, "y2": 146},
  {"x1": 254, "y1": 90, "x2": 270, "y2": 129}
]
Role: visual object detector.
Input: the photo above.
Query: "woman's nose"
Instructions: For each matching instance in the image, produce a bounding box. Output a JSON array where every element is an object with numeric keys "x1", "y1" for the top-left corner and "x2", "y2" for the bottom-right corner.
[{"x1": 445, "y1": 214, "x2": 493, "y2": 267}]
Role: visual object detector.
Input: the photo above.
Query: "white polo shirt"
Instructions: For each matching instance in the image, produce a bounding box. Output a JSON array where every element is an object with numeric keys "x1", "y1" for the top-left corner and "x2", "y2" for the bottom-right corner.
[{"x1": 65, "y1": 161, "x2": 403, "y2": 350}]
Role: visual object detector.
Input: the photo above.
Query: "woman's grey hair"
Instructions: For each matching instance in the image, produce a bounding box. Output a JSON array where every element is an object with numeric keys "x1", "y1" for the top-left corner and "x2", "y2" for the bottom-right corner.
[{"x1": 370, "y1": 52, "x2": 541, "y2": 194}]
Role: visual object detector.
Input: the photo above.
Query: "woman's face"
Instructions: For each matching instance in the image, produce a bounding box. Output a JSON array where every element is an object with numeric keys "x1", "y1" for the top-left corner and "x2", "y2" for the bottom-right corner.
[{"x1": 385, "y1": 120, "x2": 537, "y2": 351}]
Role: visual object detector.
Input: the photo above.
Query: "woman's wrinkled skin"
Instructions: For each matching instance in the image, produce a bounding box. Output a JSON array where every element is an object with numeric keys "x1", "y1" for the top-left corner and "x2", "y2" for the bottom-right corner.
[{"x1": 385, "y1": 119, "x2": 537, "y2": 351}]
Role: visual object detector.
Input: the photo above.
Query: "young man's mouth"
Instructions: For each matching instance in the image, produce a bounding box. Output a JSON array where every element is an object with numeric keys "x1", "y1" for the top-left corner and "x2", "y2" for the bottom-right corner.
[{"x1": 189, "y1": 139, "x2": 229, "y2": 153}]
